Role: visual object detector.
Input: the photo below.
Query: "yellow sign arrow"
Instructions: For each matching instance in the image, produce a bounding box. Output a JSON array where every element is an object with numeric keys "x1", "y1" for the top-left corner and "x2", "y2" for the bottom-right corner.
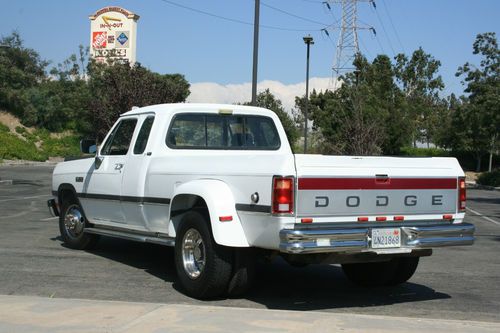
[{"x1": 102, "y1": 16, "x2": 122, "y2": 30}]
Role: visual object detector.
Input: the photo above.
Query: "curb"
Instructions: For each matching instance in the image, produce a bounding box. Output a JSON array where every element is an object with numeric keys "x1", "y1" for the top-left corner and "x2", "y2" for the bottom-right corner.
[
  {"x1": 1, "y1": 295, "x2": 499, "y2": 333},
  {"x1": 0, "y1": 160, "x2": 59, "y2": 167}
]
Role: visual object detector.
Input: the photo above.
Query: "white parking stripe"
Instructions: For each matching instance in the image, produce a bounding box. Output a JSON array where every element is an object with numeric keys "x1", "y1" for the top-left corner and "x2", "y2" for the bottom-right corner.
[
  {"x1": 467, "y1": 207, "x2": 500, "y2": 226},
  {"x1": 40, "y1": 217, "x2": 58, "y2": 221},
  {"x1": 0, "y1": 194, "x2": 50, "y2": 202}
]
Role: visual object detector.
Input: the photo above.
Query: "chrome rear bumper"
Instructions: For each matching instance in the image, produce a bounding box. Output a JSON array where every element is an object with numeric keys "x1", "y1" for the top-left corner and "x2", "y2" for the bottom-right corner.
[{"x1": 279, "y1": 223, "x2": 475, "y2": 254}]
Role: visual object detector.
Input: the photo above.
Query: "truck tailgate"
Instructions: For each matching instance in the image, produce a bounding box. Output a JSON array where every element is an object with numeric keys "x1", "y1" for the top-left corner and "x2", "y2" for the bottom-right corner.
[{"x1": 294, "y1": 155, "x2": 464, "y2": 220}]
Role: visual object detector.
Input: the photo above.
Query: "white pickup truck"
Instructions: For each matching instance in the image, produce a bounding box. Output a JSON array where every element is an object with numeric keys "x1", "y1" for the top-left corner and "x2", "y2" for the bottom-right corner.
[{"x1": 48, "y1": 103, "x2": 474, "y2": 299}]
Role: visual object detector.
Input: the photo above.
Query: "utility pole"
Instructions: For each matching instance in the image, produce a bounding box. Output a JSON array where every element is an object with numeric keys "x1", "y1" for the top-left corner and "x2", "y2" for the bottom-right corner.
[
  {"x1": 251, "y1": 0, "x2": 260, "y2": 106},
  {"x1": 329, "y1": 0, "x2": 376, "y2": 87},
  {"x1": 303, "y1": 35, "x2": 314, "y2": 154}
]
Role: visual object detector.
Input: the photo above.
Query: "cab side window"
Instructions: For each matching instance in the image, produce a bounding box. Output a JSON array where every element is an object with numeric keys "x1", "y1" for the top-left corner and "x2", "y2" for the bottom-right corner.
[
  {"x1": 166, "y1": 114, "x2": 280, "y2": 150},
  {"x1": 133, "y1": 116, "x2": 155, "y2": 154},
  {"x1": 101, "y1": 118, "x2": 138, "y2": 155}
]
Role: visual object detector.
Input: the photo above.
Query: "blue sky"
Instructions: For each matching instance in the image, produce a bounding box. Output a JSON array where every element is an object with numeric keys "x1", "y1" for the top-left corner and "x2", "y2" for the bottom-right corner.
[{"x1": 1, "y1": 0, "x2": 499, "y2": 108}]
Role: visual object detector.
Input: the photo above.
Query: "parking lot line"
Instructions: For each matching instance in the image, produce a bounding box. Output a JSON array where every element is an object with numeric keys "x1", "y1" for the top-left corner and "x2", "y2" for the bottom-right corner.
[
  {"x1": 467, "y1": 207, "x2": 500, "y2": 226},
  {"x1": 0, "y1": 194, "x2": 50, "y2": 202},
  {"x1": 40, "y1": 216, "x2": 58, "y2": 221}
]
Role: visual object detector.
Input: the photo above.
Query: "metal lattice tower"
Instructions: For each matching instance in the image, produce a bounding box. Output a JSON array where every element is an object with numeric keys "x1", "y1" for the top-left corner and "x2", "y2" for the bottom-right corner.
[
  {"x1": 333, "y1": 0, "x2": 359, "y2": 75},
  {"x1": 329, "y1": 0, "x2": 375, "y2": 85}
]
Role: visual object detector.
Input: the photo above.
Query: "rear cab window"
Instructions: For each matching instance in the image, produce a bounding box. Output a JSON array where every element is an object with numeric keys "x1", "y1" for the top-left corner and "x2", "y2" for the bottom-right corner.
[
  {"x1": 133, "y1": 116, "x2": 155, "y2": 155},
  {"x1": 166, "y1": 113, "x2": 280, "y2": 150}
]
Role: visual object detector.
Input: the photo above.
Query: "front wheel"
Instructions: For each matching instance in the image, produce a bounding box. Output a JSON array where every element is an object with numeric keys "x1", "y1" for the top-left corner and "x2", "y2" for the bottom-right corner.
[
  {"x1": 59, "y1": 199, "x2": 99, "y2": 250},
  {"x1": 174, "y1": 211, "x2": 233, "y2": 299}
]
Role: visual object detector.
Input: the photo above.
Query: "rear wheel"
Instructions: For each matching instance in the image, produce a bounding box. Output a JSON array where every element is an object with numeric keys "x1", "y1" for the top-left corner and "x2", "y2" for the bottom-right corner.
[
  {"x1": 175, "y1": 211, "x2": 233, "y2": 299},
  {"x1": 342, "y1": 260, "x2": 398, "y2": 287},
  {"x1": 387, "y1": 257, "x2": 419, "y2": 285},
  {"x1": 59, "y1": 199, "x2": 99, "y2": 250},
  {"x1": 342, "y1": 257, "x2": 419, "y2": 287}
]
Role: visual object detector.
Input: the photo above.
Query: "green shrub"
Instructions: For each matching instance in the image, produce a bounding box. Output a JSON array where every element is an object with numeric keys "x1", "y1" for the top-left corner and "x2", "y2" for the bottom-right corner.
[
  {"x1": 477, "y1": 170, "x2": 500, "y2": 187},
  {"x1": 0, "y1": 123, "x2": 9, "y2": 133},
  {"x1": 0, "y1": 128, "x2": 81, "y2": 161},
  {"x1": 399, "y1": 147, "x2": 450, "y2": 157},
  {"x1": 41, "y1": 134, "x2": 81, "y2": 157},
  {"x1": 15, "y1": 126, "x2": 26, "y2": 134},
  {"x1": 0, "y1": 132, "x2": 47, "y2": 161}
]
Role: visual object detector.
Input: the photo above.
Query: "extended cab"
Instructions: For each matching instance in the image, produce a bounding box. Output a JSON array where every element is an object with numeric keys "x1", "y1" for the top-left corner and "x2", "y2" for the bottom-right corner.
[{"x1": 48, "y1": 103, "x2": 474, "y2": 298}]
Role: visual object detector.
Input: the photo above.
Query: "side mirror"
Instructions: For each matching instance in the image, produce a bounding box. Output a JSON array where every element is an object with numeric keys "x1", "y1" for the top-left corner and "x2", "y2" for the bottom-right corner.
[
  {"x1": 80, "y1": 139, "x2": 97, "y2": 154},
  {"x1": 94, "y1": 155, "x2": 103, "y2": 169}
]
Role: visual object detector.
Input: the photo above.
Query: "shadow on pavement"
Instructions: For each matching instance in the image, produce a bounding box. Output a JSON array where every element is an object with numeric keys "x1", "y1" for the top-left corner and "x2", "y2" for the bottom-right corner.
[
  {"x1": 241, "y1": 257, "x2": 450, "y2": 311},
  {"x1": 85, "y1": 236, "x2": 177, "y2": 284},
  {"x1": 67, "y1": 235, "x2": 451, "y2": 311}
]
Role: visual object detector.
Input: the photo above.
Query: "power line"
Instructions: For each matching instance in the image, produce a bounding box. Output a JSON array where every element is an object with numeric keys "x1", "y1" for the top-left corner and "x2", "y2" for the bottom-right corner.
[
  {"x1": 358, "y1": 37, "x2": 372, "y2": 59},
  {"x1": 158, "y1": 0, "x2": 322, "y2": 32},
  {"x1": 381, "y1": 0, "x2": 405, "y2": 54},
  {"x1": 296, "y1": 0, "x2": 325, "y2": 3},
  {"x1": 261, "y1": 1, "x2": 329, "y2": 26},
  {"x1": 372, "y1": 29, "x2": 386, "y2": 55},
  {"x1": 371, "y1": 3, "x2": 396, "y2": 56}
]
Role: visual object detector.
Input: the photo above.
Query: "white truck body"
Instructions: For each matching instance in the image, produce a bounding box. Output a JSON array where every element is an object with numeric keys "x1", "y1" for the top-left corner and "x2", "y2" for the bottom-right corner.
[{"x1": 49, "y1": 103, "x2": 474, "y2": 297}]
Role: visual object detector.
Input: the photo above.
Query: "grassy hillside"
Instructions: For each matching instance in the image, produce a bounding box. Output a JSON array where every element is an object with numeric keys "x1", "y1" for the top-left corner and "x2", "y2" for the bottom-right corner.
[{"x1": 0, "y1": 111, "x2": 81, "y2": 162}]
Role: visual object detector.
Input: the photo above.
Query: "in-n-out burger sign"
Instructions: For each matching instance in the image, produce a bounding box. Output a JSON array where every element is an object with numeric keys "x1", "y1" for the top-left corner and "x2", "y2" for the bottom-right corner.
[{"x1": 89, "y1": 6, "x2": 139, "y2": 64}]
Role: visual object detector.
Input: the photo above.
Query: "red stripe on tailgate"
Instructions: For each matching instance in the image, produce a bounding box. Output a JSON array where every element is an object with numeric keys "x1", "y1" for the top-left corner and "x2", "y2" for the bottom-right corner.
[{"x1": 298, "y1": 178, "x2": 457, "y2": 190}]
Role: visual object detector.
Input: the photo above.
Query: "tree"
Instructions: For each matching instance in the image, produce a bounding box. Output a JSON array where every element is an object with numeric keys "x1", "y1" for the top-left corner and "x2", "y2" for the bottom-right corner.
[
  {"x1": 296, "y1": 54, "x2": 409, "y2": 155},
  {"x1": 453, "y1": 33, "x2": 500, "y2": 171},
  {"x1": 88, "y1": 61, "x2": 190, "y2": 140},
  {"x1": 394, "y1": 48, "x2": 444, "y2": 147},
  {"x1": 0, "y1": 31, "x2": 48, "y2": 124},
  {"x1": 244, "y1": 89, "x2": 299, "y2": 148}
]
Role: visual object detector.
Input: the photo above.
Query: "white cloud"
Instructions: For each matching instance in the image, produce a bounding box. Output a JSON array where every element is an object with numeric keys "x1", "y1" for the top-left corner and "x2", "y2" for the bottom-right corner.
[{"x1": 187, "y1": 77, "x2": 339, "y2": 114}]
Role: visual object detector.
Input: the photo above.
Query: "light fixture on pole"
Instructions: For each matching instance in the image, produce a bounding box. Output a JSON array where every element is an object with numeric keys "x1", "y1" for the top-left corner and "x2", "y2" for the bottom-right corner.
[{"x1": 303, "y1": 35, "x2": 314, "y2": 154}]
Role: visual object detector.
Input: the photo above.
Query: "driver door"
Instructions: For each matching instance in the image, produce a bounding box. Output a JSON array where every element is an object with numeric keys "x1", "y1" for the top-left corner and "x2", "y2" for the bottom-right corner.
[{"x1": 80, "y1": 117, "x2": 138, "y2": 225}]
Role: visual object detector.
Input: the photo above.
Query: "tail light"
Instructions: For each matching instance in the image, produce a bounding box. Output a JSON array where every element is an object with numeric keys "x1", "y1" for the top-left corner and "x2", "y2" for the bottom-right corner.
[
  {"x1": 272, "y1": 176, "x2": 294, "y2": 214},
  {"x1": 458, "y1": 177, "x2": 466, "y2": 212}
]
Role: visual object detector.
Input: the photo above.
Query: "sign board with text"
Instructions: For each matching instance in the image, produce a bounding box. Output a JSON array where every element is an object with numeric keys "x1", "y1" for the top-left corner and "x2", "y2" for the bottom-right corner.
[{"x1": 89, "y1": 7, "x2": 139, "y2": 64}]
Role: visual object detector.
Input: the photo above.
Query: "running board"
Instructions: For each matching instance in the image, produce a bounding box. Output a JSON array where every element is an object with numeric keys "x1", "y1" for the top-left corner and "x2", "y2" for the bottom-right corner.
[{"x1": 85, "y1": 227, "x2": 175, "y2": 247}]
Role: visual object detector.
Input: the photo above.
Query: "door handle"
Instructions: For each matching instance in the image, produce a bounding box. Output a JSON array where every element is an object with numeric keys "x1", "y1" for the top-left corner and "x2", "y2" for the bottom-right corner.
[{"x1": 114, "y1": 163, "x2": 124, "y2": 171}]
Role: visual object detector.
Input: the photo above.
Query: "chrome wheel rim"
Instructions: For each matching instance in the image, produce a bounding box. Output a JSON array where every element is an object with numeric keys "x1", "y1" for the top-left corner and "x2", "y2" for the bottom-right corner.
[
  {"x1": 63, "y1": 204, "x2": 85, "y2": 239},
  {"x1": 182, "y1": 228, "x2": 206, "y2": 279}
]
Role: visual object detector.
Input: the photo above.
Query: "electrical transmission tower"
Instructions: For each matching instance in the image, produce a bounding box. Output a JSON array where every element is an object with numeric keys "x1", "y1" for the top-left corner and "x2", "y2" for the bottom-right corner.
[{"x1": 328, "y1": 0, "x2": 376, "y2": 84}]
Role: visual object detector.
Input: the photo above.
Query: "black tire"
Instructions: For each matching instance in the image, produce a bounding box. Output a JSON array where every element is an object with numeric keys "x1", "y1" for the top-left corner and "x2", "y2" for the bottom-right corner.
[
  {"x1": 174, "y1": 211, "x2": 233, "y2": 299},
  {"x1": 387, "y1": 257, "x2": 419, "y2": 285},
  {"x1": 227, "y1": 248, "x2": 256, "y2": 297},
  {"x1": 59, "y1": 198, "x2": 99, "y2": 250},
  {"x1": 342, "y1": 260, "x2": 398, "y2": 287}
]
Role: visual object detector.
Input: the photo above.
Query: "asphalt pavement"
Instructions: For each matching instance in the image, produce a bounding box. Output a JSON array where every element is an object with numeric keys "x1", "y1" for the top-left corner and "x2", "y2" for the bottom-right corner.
[{"x1": 0, "y1": 164, "x2": 499, "y2": 330}]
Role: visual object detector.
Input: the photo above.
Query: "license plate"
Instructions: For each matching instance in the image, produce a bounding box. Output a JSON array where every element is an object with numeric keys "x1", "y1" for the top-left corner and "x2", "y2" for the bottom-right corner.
[{"x1": 371, "y1": 228, "x2": 401, "y2": 249}]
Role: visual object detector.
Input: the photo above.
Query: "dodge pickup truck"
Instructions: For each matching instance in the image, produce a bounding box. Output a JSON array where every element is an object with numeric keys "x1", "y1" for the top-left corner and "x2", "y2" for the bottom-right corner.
[{"x1": 48, "y1": 103, "x2": 474, "y2": 299}]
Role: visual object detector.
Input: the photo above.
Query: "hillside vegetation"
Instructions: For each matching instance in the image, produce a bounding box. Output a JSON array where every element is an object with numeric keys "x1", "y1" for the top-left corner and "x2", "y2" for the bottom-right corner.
[
  {"x1": 0, "y1": 111, "x2": 80, "y2": 162},
  {"x1": 0, "y1": 32, "x2": 190, "y2": 163}
]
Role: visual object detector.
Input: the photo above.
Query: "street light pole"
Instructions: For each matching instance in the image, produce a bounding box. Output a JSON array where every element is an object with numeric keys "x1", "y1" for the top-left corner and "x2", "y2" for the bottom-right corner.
[
  {"x1": 251, "y1": 0, "x2": 260, "y2": 106},
  {"x1": 303, "y1": 35, "x2": 314, "y2": 154}
]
